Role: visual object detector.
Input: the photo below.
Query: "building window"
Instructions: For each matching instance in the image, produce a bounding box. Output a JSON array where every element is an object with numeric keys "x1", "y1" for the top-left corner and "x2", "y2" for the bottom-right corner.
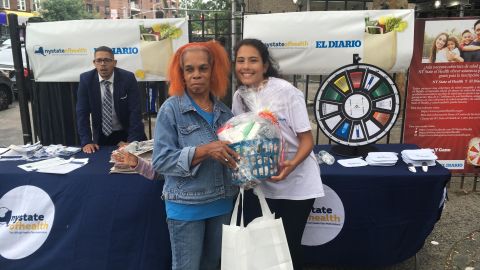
[
  {"x1": 86, "y1": 4, "x2": 93, "y2": 13},
  {"x1": 17, "y1": 0, "x2": 26, "y2": 10},
  {"x1": 347, "y1": 1, "x2": 366, "y2": 10},
  {"x1": 310, "y1": 0, "x2": 373, "y2": 11},
  {"x1": 325, "y1": 1, "x2": 346, "y2": 10},
  {"x1": 33, "y1": 0, "x2": 41, "y2": 11},
  {"x1": 1, "y1": 0, "x2": 10, "y2": 9}
]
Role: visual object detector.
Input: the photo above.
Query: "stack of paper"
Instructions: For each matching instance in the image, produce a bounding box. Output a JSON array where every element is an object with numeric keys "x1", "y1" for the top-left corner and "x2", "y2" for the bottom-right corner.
[
  {"x1": 8, "y1": 142, "x2": 42, "y2": 155},
  {"x1": 365, "y1": 152, "x2": 398, "y2": 166},
  {"x1": 0, "y1": 143, "x2": 81, "y2": 161},
  {"x1": 401, "y1": 149, "x2": 438, "y2": 167},
  {"x1": 45, "y1": 145, "x2": 82, "y2": 157},
  {"x1": 123, "y1": 140, "x2": 154, "y2": 156},
  {"x1": 110, "y1": 140, "x2": 154, "y2": 174},
  {"x1": 0, "y1": 142, "x2": 42, "y2": 160},
  {"x1": 337, "y1": 157, "x2": 368, "y2": 167}
]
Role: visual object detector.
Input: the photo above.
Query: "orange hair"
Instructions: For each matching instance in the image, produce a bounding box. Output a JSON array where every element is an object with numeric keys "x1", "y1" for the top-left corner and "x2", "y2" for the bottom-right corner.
[{"x1": 168, "y1": 40, "x2": 230, "y2": 98}]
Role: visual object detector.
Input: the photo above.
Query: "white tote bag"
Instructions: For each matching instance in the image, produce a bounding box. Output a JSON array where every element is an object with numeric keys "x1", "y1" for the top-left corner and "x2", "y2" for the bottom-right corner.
[{"x1": 221, "y1": 187, "x2": 294, "y2": 270}]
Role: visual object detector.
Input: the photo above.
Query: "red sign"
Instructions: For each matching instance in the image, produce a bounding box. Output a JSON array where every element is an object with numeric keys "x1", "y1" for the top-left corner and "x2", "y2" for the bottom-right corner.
[{"x1": 403, "y1": 18, "x2": 480, "y2": 174}]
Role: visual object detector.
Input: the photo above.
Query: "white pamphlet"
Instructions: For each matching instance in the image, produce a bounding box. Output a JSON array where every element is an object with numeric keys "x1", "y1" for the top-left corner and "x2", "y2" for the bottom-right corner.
[
  {"x1": 36, "y1": 159, "x2": 89, "y2": 174},
  {"x1": 337, "y1": 157, "x2": 368, "y2": 167}
]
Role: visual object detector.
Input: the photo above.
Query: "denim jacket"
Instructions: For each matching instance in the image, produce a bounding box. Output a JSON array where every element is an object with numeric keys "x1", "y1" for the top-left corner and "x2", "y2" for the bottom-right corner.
[{"x1": 152, "y1": 93, "x2": 238, "y2": 204}]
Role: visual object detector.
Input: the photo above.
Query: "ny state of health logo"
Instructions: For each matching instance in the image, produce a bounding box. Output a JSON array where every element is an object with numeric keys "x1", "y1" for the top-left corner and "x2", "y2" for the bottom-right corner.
[
  {"x1": 34, "y1": 45, "x2": 45, "y2": 56},
  {"x1": 0, "y1": 207, "x2": 12, "y2": 226}
]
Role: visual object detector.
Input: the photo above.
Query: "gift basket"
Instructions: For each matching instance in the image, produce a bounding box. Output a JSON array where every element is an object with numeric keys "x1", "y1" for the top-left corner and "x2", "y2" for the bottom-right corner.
[{"x1": 218, "y1": 88, "x2": 284, "y2": 188}]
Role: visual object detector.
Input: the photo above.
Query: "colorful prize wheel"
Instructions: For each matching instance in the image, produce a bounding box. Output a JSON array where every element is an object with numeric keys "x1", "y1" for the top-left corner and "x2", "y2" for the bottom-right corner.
[{"x1": 314, "y1": 63, "x2": 400, "y2": 151}]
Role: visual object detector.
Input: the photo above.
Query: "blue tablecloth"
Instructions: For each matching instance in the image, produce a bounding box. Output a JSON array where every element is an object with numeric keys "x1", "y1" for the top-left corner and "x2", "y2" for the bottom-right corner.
[
  {"x1": 0, "y1": 147, "x2": 171, "y2": 270},
  {"x1": 302, "y1": 144, "x2": 450, "y2": 267},
  {"x1": 1, "y1": 144, "x2": 450, "y2": 269}
]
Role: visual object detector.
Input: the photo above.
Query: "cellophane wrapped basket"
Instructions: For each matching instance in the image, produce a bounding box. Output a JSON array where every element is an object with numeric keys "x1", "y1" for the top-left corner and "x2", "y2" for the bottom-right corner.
[{"x1": 218, "y1": 91, "x2": 284, "y2": 188}]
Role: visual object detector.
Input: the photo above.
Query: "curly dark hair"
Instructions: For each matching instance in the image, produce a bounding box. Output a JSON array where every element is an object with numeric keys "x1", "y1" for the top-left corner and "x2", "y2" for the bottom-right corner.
[{"x1": 234, "y1": 38, "x2": 279, "y2": 79}]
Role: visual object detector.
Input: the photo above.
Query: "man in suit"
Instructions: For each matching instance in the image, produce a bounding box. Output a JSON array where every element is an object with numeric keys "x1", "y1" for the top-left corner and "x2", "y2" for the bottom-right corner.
[{"x1": 76, "y1": 46, "x2": 146, "y2": 153}]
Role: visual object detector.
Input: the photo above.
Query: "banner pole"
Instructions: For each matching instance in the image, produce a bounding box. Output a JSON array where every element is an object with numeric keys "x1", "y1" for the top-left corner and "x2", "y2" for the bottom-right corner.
[{"x1": 8, "y1": 13, "x2": 32, "y2": 144}]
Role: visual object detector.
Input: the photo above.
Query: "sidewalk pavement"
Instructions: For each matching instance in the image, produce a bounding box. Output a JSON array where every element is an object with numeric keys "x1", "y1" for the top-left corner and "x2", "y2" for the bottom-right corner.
[{"x1": 0, "y1": 101, "x2": 23, "y2": 146}]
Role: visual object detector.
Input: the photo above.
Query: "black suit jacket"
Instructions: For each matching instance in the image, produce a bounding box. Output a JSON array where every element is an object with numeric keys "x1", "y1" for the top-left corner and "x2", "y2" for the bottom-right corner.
[{"x1": 76, "y1": 67, "x2": 146, "y2": 146}]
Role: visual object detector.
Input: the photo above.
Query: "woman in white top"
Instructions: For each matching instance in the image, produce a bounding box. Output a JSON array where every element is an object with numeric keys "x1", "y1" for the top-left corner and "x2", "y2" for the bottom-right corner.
[{"x1": 232, "y1": 38, "x2": 324, "y2": 270}]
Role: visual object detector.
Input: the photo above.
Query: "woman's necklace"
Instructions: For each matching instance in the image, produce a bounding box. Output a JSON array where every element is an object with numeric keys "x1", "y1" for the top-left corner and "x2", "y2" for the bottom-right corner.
[{"x1": 197, "y1": 100, "x2": 212, "y2": 112}]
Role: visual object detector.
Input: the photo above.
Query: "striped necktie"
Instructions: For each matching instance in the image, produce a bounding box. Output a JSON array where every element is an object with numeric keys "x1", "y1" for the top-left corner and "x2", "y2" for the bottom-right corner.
[{"x1": 101, "y1": 80, "x2": 113, "y2": 136}]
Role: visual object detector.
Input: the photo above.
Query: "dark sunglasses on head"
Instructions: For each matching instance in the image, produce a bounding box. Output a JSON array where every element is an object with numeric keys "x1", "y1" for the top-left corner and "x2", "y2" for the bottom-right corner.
[{"x1": 94, "y1": 58, "x2": 114, "y2": 64}]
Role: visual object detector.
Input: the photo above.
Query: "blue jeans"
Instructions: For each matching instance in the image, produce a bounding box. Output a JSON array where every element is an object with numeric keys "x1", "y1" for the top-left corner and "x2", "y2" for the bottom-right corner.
[{"x1": 167, "y1": 213, "x2": 231, "y2": 270}]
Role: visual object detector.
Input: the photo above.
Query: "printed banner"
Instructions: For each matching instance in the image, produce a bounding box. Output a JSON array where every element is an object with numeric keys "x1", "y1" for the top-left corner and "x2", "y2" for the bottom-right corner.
[
  {"x1": 26, "y1": 18, "x2": 188, "y2": 82},
  {"x1": 301, "y1": 184, "x2": 344, "y2": 246},
  {"x1": 243, "y1": 10, "x2": 414, "y2": 75},
  {"x1": 0, "y1": 186, "x2": 55, "y2": 259},
  {"x1": 403, "y1": 18, "x2": 480, "y2": 174}
]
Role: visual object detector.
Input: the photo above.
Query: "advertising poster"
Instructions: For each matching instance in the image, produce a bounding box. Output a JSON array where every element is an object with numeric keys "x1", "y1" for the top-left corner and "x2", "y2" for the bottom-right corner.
[
  {"x1": 243, "y1": 10, "x2": 414, "y2": 75},
  {"x1": 403, "y1": 18, "x2": 480, "y2": 174},
  {"x1": 26, "y1": 18, "x2": 188, "y2": 82}
]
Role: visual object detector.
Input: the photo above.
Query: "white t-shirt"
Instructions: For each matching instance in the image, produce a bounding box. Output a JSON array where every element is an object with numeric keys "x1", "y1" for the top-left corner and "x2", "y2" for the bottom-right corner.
[
  {"x1": 435, "y1": 49, "x2": 448, "y2": 63},
  {"x1": 232, "y1": 77, "x2": 324, "y2": 200},
  {"x1": 450, "y1": 47, "x2": 460, "y2": 56}
]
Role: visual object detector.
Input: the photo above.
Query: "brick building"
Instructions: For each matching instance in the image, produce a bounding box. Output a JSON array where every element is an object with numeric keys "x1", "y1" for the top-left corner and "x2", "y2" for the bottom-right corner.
[
  {"x1": 95, "y1": 0, "x2": 178, "y2": 19},
  {"x1": 0, "y1": 0, "x2": 178, "y2": 21},
  {"x1": 239, "y1": 0, "x2": 473, "y2": 13},
  {"x1": 0, "y1": 0, "x2": 37, "y2": 24}
]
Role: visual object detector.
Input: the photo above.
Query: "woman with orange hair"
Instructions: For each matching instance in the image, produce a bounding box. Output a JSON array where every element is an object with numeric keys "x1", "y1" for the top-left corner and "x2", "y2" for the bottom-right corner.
[{"x1": 152, "y1": 41, "x2": 239, "y2": 270}]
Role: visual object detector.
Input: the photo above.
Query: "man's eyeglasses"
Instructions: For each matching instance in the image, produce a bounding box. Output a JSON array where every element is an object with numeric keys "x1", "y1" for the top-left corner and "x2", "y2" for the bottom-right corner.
[{"x1": 94, "y1": 58, "x2": 114, "y2": 64}]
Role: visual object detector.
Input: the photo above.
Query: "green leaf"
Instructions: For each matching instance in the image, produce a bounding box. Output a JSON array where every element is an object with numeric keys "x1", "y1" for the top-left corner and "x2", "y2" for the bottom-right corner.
[{"x1": 40, "y1": 0, "x2": 100, "y2": 21}]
